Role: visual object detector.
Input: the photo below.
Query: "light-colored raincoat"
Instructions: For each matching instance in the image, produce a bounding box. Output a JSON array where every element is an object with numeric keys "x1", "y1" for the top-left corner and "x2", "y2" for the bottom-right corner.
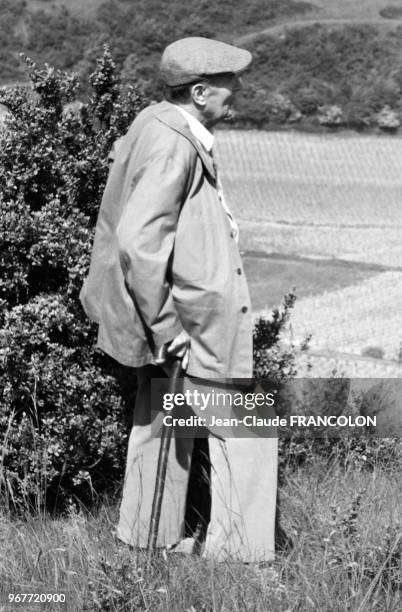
[{"x1": 80, "y1": 101, "x2": 252, "y2": 379}]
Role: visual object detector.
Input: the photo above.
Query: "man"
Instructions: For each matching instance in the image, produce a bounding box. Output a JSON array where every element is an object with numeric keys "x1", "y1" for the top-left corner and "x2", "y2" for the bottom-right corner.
[{"x1": 80, "y1": 37, "x2": 277, "y2": 562}]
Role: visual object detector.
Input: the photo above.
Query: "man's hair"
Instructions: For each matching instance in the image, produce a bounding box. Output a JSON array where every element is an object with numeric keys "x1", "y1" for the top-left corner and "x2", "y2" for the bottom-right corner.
[
  {"x1": 164, "y1": 72, "x2": 237, "y2": 104},
  {"x1": 164, "y1": 83, "x2": 192, "y2": 103},
  {"x1": 164, "y1": 72, "x2": 238, "y2": 101}
]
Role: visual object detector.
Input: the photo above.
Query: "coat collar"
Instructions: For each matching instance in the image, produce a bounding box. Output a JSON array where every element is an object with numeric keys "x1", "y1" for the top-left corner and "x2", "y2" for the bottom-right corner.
[
  {"x1": 172, "y1": 105, "x2": 214, "y2": 153},
  {"x1": 152, "y1": 101, "x2": 217, "y2": 181}
]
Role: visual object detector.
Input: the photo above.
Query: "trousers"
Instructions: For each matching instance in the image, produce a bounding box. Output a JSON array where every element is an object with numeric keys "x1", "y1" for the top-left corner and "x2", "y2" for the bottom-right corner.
[{"x1": 116, "y1": 365, "x2": 278, "y2": 562}]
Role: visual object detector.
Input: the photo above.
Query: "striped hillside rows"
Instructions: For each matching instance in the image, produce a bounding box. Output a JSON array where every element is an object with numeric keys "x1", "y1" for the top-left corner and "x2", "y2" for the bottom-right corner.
[
  {"x1": 216, "y1": 130, "x2": 402, "y2": 375},
  {"x1": 280, "y1": 270, "x2": 402, "y2": 359},
  {"x1": 216, "y1": 131, "x2": 402, "y2": 230},
  {"x1": 295, "y1": 352, "x2": 402, "y2": 378},
  {"x1": 240, "y1": 222, "x2": 402, "y2": 268}
]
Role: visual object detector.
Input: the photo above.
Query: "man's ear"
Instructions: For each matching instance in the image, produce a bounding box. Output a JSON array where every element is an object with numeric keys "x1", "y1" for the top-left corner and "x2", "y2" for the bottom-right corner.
[{"x1": 190, "y1": 82, "x2": 207, "y2": 107}]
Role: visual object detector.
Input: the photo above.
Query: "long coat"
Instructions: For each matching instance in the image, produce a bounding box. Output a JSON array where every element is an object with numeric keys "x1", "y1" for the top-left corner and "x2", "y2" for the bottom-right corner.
[{"x1": 80, "y1": 101, "x2": 253, "y2": 379}]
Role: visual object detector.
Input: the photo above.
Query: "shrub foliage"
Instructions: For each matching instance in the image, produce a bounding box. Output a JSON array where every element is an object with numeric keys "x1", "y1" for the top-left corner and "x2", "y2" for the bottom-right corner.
[{"x1": 0, "y1": 49, "x2": 145, "y2": 512}]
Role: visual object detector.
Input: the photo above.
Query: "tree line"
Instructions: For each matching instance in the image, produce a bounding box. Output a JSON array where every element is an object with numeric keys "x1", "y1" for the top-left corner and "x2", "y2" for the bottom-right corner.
[{"x1": 6, "y1": 1, "x2": 402, "y2": 130}]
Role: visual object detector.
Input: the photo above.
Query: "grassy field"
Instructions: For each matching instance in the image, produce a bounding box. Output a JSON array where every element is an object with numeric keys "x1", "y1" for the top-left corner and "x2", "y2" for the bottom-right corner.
[
  {"x1": 243, "y1": 254, "x2": 386, "y2": 311},
  {"x1": 216, "y1": 131, "x2": 402, "y2": 233},
  {"x1": 216, "y1": 129, "x2": 402, "y2": 375},
  {"x1": 1, "y1": 457, "x2": 400, "y2": 611},
  {"x1": 283, "y1": 270, "x2": 402, "y2": 359}
]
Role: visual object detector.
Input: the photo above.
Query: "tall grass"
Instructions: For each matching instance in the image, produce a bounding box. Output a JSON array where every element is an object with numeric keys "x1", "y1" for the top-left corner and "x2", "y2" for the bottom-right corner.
[
  {"x1": 1, "y1": 385, "x2": 400, "y2": 610},
  {"x1": 1, "y1": 452, "x2": 400, "y2": 611}
]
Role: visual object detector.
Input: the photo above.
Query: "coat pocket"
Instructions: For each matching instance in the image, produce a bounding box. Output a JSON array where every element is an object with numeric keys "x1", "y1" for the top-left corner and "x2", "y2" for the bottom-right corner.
[{"x1": 173, "y1": 292, "x2": 226, "y2": 371}]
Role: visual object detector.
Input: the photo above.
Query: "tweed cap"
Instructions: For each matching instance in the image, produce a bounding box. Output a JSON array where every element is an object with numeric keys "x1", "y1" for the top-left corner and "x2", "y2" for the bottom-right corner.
[{"x1": 160, "y1": 37, "x2": 252, "y2": 87}]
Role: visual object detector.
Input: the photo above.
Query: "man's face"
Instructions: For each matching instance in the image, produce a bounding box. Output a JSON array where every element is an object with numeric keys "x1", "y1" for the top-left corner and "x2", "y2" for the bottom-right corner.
[{"x1": 195, "y1": 73, "x2": 243, "y2": 127}]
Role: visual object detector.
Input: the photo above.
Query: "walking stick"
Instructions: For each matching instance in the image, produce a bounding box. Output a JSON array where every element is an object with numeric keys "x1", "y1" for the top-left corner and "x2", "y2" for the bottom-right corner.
[{"x1": 147, "y1": 350, "x2": 183, "y2": 554}]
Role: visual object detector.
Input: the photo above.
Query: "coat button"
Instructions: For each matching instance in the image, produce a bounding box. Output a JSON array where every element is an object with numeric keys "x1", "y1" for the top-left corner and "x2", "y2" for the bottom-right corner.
[
  {"x1": 237, "y1": 268, "x2": 242, "y2": 275},
  {"x1": 241, "y1": 306, "x2": 248, "y2": 313},
  {"x1": 230, "y1": 230, "x2": 236, "y2": 238}
]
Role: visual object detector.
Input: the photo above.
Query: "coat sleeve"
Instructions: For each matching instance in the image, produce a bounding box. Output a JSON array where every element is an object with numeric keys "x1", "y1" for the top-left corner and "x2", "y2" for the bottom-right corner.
[{"x1": 116, "y1": 131, "x2": 194, "y2": 349}]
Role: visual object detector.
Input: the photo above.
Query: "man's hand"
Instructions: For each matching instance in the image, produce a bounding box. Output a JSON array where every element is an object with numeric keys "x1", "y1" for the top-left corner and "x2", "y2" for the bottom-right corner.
[
  {"x1": 167, "y1": 330, "x2": 191, "y2": 370},
  {"x1": 155, "y1": 330, "x2": 191, "y2": 370}
]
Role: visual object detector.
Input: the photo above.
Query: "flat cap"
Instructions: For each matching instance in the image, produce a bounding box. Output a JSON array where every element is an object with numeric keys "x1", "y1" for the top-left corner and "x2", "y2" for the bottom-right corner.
[{"x1": 160, "y1": 37, "x2": 252, "y2": 87}]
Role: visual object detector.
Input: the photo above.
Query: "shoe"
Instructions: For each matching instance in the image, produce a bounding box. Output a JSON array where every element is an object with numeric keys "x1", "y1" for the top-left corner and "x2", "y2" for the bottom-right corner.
[{"x1": 166, "y1": 537, "x2": 198, "y2": 555}]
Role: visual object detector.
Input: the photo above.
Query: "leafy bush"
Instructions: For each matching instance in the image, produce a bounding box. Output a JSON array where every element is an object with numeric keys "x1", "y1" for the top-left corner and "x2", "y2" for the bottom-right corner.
[
  {"x1": 292, "y1": 85, "x2": 322, "y2": 116},
  {"x1": 361, "y1": 346, "x2": 385, "y2": 359},
  {"x1": 317, "y1": 104, "x2": 343, "y2": 126},
  {"x1": 253, "y1": 291, "x2": 309, "y2": 384},
  {"x1": 239, "y1": 24, "x2": 402, "y2": 130},
  {"x1": 379, "y1": 6, "x2": 402, "y2": 19},
  {"x1": 0, "y1": 48, "x2": 145, "y2": 513},
  {"x1": 375, "y1": 105, "x2": 400, "y2": 130}
]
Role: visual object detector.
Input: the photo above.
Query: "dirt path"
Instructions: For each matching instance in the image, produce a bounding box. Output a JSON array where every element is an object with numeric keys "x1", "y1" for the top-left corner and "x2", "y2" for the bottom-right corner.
[{"x1": 235, "y1": 17, "x2": 400, "y2": 44}]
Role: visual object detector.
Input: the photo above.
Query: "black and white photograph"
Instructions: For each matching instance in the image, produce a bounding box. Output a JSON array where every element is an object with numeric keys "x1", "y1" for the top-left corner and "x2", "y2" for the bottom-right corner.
[{"x1": 0, "y1": 1, "x2": 401, "y2": 610}]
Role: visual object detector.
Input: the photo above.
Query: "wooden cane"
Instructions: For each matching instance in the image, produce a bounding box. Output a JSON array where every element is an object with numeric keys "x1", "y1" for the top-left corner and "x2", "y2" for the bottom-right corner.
[{"x1": 147, "y1": 353, "x2": 182, "y2": 554}]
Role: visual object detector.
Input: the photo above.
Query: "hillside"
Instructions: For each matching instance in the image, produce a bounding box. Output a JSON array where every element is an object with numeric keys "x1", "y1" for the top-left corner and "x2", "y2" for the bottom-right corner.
[
  {"x1": 26, "y1": 0, "x2": 104, "y2": 17},
  {"x1": 0, "y1": 0, "x2": 313, "y2": 83},
  {"x1": 3, "y1": 1, "x2": 402, "y2": 130},
  {"x1": 294, "y1": 0, "x2": 402, "y2": 20},
  {"x1": 216, "y1": 129, "x2": 402, "y2": 376}
]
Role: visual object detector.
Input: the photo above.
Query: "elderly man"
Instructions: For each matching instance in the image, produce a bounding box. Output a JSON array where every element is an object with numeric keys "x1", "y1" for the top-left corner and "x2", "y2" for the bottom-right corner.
[{"x1": 80, "y1": 37, "x2": 277, "y2": 562}]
